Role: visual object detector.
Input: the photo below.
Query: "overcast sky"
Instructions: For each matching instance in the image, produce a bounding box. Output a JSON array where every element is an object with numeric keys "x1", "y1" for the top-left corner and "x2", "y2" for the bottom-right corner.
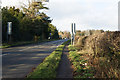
[{"x1": 1, "y1": 0, "x2": 120, "y2": 32}]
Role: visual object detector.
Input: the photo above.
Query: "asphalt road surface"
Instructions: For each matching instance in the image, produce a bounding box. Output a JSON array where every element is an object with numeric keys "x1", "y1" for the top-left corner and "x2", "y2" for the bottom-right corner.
[{"x1": 2, "y1": 39, "x2": 68, "y2": 78}]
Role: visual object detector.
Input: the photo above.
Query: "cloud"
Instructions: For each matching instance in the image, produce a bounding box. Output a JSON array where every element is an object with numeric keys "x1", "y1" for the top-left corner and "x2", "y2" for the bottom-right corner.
[
  {"x1": 1, "y1": 0, "x2": 28, "y2": 8},
  {"x1": 47, "y1": 0, "x2": 119, "y2": 31},
  {"x1": 1, "y1": 0, "x2": 119, "y2": 31}
]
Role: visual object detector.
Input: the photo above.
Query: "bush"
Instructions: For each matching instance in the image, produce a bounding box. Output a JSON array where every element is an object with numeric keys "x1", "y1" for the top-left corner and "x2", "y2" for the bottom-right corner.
[{"x1": 68, "y1": 45, "x2": 93, "y2": 78}]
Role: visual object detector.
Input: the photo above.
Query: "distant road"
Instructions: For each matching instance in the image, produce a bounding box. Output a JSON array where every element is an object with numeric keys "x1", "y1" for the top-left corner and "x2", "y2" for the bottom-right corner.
[{"x1": 2, "y1": 39, "x2": 68, "y2": 78}]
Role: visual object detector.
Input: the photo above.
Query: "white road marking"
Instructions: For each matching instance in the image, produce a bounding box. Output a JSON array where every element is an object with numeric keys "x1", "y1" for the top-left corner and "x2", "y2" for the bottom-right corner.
[
  {"x1": 18, "y1": 46, "x2": 40, "y2": 51},
  {"x1": 19, "y1": 47, "x2": 33, "y2": 51},
  {"x1": 2, "y1": 53, "x2": 10, "y2": 56}
]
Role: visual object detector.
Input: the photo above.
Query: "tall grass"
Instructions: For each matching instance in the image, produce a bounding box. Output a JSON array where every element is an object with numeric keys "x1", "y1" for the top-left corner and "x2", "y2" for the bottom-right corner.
[{"x1": 73, "y1": 31, "x2": 120, "y2": 78}]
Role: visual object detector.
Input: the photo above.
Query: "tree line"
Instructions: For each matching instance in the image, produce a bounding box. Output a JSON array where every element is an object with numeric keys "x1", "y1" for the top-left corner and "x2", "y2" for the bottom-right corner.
[{"x1": 2, "y1": 1, "x2": 59, "y2": 43}]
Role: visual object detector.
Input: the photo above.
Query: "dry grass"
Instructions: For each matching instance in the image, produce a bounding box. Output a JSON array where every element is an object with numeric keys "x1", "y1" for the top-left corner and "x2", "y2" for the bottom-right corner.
[{"x1": 74, "y1": 31, "x2": 120, "y2": 78}]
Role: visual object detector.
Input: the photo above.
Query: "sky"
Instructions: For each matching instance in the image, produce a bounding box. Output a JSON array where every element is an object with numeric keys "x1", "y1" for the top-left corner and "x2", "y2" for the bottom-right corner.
[{"x1": 1, "y1": 0, "x2": 120, "y2": 32}]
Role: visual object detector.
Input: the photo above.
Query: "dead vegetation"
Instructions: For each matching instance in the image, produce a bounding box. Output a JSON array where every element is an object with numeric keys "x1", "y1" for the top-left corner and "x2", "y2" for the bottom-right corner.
[{"x1": 74, "y1": 31, "x2": 120, "y2": 78}]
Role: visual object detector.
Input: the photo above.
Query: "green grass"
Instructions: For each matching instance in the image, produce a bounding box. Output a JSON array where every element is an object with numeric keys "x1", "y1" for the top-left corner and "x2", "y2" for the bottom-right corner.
[
  {"x1": 26, "y1": 40, "x2": 70, "y2": 78},
  {"x1": 0, "y1": 39, "x2": 60, "y2": 48},
  {"x1": 62, "y1": 39, "x2": 70, "y2": 45},
  {"x1": 68, "y1": 45, "x2": 93, "y2": 78},
  {"x1": 68, "y1": 45, "x2": 77, "y2": 51},
  {"x1": 1, "y1": 41, "x2": 35, "y2": 48}
]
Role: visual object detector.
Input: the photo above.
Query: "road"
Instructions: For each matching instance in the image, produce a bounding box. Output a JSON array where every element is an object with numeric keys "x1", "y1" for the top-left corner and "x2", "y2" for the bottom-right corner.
[{"x1": 2, "y1": 39, "x2": 68, "y2": 78}]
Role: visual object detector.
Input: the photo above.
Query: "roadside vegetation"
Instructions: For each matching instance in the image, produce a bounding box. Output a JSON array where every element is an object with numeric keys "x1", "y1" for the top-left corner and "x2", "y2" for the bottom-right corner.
[
  {"x1": 68, "y1": 45, "x2": 94, "y2": 78},
  {"x1": 68, "y1": 30, "x2": 120, "y2": 78},
  {"x1": 27, "y1": 40, "x2": 70, "y2": 78},
  {"x1": 0, "y1": 39, "x2": 58, "y2": 48},
  {"x1": 2, "y1": 1, "x2": 59, "y2": 44}
]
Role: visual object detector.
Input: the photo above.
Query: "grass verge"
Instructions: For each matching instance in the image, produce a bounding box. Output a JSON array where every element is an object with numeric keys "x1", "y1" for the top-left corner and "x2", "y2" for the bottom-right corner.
[
  {"x1": 68, "y1": 45, "x2": 94, "y2": 78},
  {"x1": 0, "y1": 39, "x2": 59, "y2": 48},
  {"x1": 26, "y1": 40, "x2": 70, "y2": 79}
]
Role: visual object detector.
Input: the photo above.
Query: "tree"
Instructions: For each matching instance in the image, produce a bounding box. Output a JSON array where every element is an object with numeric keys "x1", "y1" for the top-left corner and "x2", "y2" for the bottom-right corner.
[
  {"x1": 63, "y1": 31, "x2": 71, "y2": 39},
  {"x1": 21, "y1": 1, "x2": 52, "y2": 40},
  {"x1": 2, "y1": 7, "x2": 20, "y2": 42},
  {"x1": 2, "y1": 1, "x2": 59, "y2": 42},
  {"x1": 58, "y1": 31, "x2": 71, "y2": 39},
  {"x1": 48, "y1": 24, "x2": 59, "y2": 39},
  {"x1": 22, "y1": 0, "x2": 48, "y2": 18},
  {"x1": 20, "y1": 16, "x2": 34, "y2": 41}
]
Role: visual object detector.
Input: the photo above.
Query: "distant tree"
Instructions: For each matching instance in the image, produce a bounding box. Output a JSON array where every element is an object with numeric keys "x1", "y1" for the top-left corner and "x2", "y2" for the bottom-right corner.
[
  {"x1": 58, "y1": 31, "x2": 71, "y2": 39},
  {"x1": 63, "y1": 31, "x2": 71, "y2": 39},
  {"x1": 48, "y1": 24, "x2": 59, "y2": 39}
]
